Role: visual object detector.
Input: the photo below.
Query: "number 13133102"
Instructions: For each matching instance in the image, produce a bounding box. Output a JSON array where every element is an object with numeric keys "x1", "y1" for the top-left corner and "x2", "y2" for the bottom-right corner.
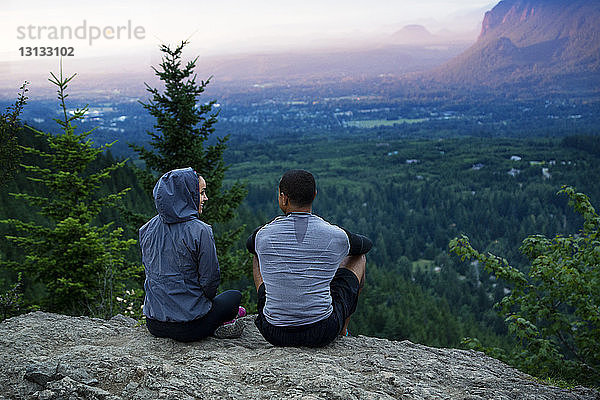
[{"x1": 19, "y1": 47, "x2": 74, "y2": 56}]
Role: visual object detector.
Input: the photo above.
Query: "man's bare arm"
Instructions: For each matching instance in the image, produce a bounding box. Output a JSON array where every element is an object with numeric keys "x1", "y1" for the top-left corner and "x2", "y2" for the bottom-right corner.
[{"x1": 252, "y1": 255, "x2": 263, "y2": 291}]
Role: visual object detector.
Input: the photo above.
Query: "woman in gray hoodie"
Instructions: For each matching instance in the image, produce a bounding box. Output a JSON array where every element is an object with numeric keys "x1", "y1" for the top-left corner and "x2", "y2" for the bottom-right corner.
[{"x1": 140, "y1": 167, "x2": 242, "y2": 341}]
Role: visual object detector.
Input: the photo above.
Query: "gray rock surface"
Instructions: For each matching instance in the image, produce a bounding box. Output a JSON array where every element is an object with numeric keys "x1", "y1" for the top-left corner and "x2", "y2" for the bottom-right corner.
[{"x1": 0, "y1": 311, "x2": 597, "y2": 400}]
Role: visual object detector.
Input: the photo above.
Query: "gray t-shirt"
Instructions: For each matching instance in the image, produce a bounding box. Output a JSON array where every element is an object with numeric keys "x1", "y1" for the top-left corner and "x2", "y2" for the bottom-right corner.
[{"x1": 254, "y1": 212, "x2": 350, "y2": 326}]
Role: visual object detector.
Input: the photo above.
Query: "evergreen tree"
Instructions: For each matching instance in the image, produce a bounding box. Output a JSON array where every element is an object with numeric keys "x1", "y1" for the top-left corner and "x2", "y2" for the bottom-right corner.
[
  {"x1": 451, "y1": 186, "x2": 600, "y2": 385},
  {"x1": 131, "y1": 41, "x2": 248, "y2": 285},
  {"x1": 0, "y1": 67, "x2": 139, "y2": 317},
  {"x1": 0, "y1": 82, "x2": 28, "y2": 186}
]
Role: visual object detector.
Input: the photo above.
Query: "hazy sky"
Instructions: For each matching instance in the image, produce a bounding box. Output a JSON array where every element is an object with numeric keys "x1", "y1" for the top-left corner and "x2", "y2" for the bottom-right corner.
[
  {"x1": 2, "y1": 0, "x2": 496, "y2": 60},
  {"x1": 0, "y1": 0, "x2": 497, "y2": 95}
]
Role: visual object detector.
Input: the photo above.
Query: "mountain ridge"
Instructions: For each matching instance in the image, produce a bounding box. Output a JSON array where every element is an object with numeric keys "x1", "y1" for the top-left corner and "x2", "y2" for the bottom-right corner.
[
  {"x1": 390, "y1": 25, "x2": 436, "y2": 45},
  {"x1": 431, "y1": 0, "x2": 600, "y2": 90}
]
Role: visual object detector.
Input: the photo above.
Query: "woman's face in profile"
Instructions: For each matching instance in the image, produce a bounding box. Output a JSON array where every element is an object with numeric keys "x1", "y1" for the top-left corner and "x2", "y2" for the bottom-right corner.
[{"x1": 198, "y1": 177, "x2": 208, "y2": 214}]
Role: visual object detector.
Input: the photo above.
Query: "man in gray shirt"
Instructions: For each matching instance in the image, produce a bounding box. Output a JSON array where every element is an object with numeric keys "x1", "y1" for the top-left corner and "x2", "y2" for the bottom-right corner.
[{"x1": 247, "y1": 169, "x2": 372, "y2": 347}]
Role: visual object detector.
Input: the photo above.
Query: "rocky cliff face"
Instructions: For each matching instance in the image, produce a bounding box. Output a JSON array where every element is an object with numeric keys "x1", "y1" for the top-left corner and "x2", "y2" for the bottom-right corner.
[
  {"x1": 431, "y1": 0, "x2": 600, "y2": 89},
  {"x1": 1, "y1": 312, "x2": 598, "y2": 399},
  {"x1": 480, "y1": 0, "x2": 542, "y2": 40},
  {"x1": 478, "y1": 0, "x2": 596, "y2": 46}
]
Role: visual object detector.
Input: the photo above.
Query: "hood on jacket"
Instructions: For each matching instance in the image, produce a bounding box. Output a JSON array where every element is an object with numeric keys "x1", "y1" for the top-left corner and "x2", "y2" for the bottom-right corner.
[{"x1": 153, "y1": 167, "x2": 200, "y2": 224}]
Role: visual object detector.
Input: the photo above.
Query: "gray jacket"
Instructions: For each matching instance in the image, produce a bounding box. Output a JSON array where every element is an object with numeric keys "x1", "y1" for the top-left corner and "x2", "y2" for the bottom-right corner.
[{"x1": 140, "y1": 167, "x2": 220, "y2": 322}]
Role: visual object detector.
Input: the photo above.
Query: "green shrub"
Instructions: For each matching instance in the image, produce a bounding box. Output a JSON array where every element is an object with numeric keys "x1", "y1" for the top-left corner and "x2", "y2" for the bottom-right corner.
[{"x1": 450, "y1": 186, "x2": 599, "y2": 385}]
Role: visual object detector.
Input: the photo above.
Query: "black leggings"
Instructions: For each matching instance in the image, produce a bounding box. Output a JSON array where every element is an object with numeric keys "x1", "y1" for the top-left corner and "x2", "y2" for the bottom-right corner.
[{"x1": 146, "y1": 290, "x2": 241, "y2": 342}]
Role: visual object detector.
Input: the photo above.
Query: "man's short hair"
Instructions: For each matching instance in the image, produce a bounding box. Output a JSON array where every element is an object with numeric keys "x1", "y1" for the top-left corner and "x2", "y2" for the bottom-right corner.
[{"x1": 279, "y1": 169, "x2": 316, "y2": 207}]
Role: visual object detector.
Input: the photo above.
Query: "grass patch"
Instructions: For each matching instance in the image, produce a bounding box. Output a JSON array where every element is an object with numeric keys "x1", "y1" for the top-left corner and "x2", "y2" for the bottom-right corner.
[
  {"x1": 346, "y1": 118, "x2": 428, "y2": 128},
  {"x1": 412, "y1": 259, "x2": 434, "y2": 273}
]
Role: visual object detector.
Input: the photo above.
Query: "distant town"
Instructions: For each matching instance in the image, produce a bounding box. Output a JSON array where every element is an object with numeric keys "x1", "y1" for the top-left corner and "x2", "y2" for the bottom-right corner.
[{"x1": 9, "y1": 86, "x2": 597, "y2": 158}]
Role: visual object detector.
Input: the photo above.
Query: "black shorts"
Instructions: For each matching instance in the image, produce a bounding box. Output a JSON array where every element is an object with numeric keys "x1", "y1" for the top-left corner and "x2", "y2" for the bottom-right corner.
[{"x1": 254, "y1": 268, "x2": 360, "y2": 347}]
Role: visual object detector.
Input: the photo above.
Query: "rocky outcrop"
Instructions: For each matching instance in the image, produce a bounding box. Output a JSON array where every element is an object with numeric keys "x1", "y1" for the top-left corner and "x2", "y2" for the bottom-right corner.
[{"x1": 0, "y1": 312, "x2": 597, "y2": 400}]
